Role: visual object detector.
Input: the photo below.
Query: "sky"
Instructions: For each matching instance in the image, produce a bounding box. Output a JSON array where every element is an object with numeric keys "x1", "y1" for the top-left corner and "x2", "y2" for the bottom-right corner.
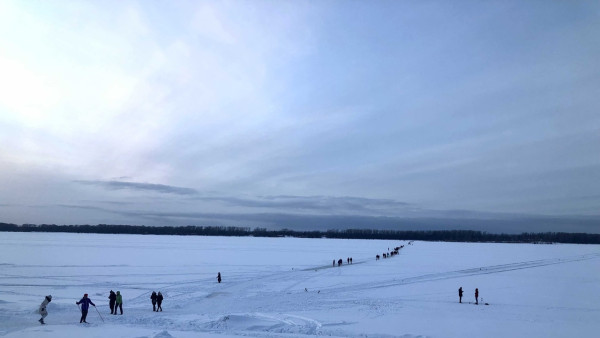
[{"x1": 0, "y1": 0, "x2": 599, "y2": 233}]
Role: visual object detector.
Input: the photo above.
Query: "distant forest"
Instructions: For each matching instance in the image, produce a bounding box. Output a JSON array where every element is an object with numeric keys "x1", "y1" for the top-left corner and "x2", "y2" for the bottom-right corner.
[{"x1": 1, "y1": 222, "x2": 599, "y2": 244}]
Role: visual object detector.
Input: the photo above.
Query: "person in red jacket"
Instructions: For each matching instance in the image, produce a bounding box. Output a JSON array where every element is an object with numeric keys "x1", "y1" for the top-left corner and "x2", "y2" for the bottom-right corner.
[{"x1": 475, "y1": 288, "x2": 479, "y2": 305}]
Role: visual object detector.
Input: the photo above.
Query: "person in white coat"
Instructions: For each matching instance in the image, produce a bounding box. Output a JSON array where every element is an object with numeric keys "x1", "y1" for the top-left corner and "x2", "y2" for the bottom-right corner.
[{"x1": 39, "y1": 295, "x2": 52, "y2": 324}]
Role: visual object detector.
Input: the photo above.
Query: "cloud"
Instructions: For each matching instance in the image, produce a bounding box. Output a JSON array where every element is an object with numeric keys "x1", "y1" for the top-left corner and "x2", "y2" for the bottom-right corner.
[
  {"x1": 194, "y1": 195, "x2": 410, "y2": 213},
  {"x1": 1, "y1": 1, "x2": 599, "y2": 231},
  {"x1": 74, "y1": 180, "x2": 198, "y2": 196}
]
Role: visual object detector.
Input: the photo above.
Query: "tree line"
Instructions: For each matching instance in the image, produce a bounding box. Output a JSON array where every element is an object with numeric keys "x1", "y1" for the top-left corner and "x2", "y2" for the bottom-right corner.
[{"x1": 0, "y1": 222, "x2": 599, "y2": 244}]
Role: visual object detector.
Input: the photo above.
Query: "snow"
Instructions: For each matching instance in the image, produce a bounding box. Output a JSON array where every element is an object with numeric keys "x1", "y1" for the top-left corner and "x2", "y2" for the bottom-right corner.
[{"x1": 0, "y1": 232, "x2": 599, "y2": 337}]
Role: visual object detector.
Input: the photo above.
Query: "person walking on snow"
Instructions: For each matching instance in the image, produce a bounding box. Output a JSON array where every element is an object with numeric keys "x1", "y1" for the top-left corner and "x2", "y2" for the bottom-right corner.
[
  {"x1": 38, "y1": 295, "x2": 52, "y2": 324},
  {"x1": 108, "y1": 290, "x2": 116, "y2": 314},
  {"x1": 76, "y1": 294, "x2": 96, "y2": 323},
  {"x1": 151, "y1": 291, "x2": 158, "y2": 311},
  {"x1": 475, "y1": 288, "x2": 479, "y2": 305},
  {"x1": 217, "y1": 272, "x2": 222, "y2": 283},
  {"x1": 115, "y1": 291, "x2": 123, "y2": 315},
  {"x1": 157, "y1": 292, "x2": 163, "y2": 311},
  {"x1": 458, "y1": 287, "x2": 463, "y2": 303}
]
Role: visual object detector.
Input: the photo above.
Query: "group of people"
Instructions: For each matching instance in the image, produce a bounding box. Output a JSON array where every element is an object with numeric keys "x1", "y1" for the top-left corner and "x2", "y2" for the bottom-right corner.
[
  {"x1": 39, "y1": 293, "x2": 99, "y2": 324},
  {"x1": 37, "y1": 290, "x2": 159, "y2": 324},
  {"x1": 332, "y1": 257, "x2": 353, "y2": 267},
  {"x1": 376, "y1": 245, "x2": 404, "y2": 260},
  {"x1": 37, "y1": 272, "x2": 226, "y2": 324},
  {"x1": 150, "y1": 291, "x2": 164, "y2": 312},
  {"x1": 458, "y1": 287, "x2": 480, "y2": 304},
  {"x1": 108, "y1": 290, "x2": 123, "y2": 315}
]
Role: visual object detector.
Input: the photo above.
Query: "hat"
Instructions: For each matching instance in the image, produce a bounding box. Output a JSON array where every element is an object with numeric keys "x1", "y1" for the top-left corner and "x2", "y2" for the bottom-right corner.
[{"x1": 84, "y1": 293, "x2": 88, "y2": 297}]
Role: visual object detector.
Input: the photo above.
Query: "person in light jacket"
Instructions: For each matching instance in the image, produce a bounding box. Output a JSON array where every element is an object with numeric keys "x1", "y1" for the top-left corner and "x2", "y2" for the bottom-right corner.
[{"x1": 38, "y1": 295, "x2": 52, "y2": 324}]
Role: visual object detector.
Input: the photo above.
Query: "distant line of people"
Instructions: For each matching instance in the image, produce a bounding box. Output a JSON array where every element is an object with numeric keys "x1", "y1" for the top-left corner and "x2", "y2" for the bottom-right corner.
[
  {"x1": 376, "y1": 245, "x2": 404, "y2": 260},
  {"x1": 333, "y1": 257, "x2": 353, "y2": 267}
]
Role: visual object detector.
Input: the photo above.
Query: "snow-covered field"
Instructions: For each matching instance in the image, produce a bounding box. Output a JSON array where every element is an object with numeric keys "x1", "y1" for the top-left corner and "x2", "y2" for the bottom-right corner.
[{"x1": 0, "y1": 232, "x2": 599, "y2": 338}]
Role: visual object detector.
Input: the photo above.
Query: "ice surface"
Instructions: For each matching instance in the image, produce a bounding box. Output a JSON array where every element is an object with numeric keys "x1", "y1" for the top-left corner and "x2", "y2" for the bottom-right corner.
[{"x1": 0, "y1": 232, "x2": 599, "y2": 337}]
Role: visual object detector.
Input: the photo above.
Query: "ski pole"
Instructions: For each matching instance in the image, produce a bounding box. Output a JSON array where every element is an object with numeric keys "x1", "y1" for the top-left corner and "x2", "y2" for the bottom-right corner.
[{"x1": 94, "y1": 306, "x2": 105, "y2": 322}]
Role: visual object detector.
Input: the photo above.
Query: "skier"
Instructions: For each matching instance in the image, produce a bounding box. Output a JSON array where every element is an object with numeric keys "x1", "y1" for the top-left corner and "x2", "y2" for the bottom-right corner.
[
  {"x1": 458, "y1": 287, "x2": 463, "y2": 303},
  {"x1": 76, "y1": 294, "x2": 96, "y2": 323},
  {"x1": 38, "y1": 295, "x2": 52, "y2": 324},
  {"x1": 333, "y1": 259, "x2": 335, "y2": 267},
  {"x1": 115, "y1": 291, "x2": 123, "y2": 315},
  {"x1": 157, "y1": 292, "x2": 163, "y2": 312},
  {"x1": 217, "y1": 272, "x2": 222, "y2": 283},
  {"x1": 151, "y1": 291, "x2": 158, "y2": 311},
  {"x1": 475, "y1": 288, "x2": 479, "y2": 305},
  {"x1": 108, "y1": 290, "x2": 116, "y2": 314}
]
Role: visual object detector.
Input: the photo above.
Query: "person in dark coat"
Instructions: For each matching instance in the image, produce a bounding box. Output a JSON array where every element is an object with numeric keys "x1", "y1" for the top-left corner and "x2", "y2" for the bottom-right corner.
[
  {"x1": 76, "y1": 294, "x2": 96, "y2": 323},
  {"x1": 458, "y1": 287, "x2": 463, "y2": 303},
  {"x1": 109, "y1": 290, "x2": 116, "y2": 314},
  {"x1": 217, "y1": 272, "x2": 222, "y2": 283},
  {"x1": 475, "y1": 288, "x2": 479, "y2": 305},
  {"x1": 38, "y1": 295, "x2": 52, "y2": 324},
  {"x1": 151, "y1": 291, "x2": 157, "y2": 311},
  {"x1": 157, "y1": 292, "x2": 163, "y2": 311}
]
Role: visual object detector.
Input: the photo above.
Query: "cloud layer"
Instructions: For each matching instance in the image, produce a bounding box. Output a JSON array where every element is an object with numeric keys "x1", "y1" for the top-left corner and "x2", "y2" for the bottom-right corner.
[{"x1": 0, "y1": 1, "x2": 599, "y2": 233}]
